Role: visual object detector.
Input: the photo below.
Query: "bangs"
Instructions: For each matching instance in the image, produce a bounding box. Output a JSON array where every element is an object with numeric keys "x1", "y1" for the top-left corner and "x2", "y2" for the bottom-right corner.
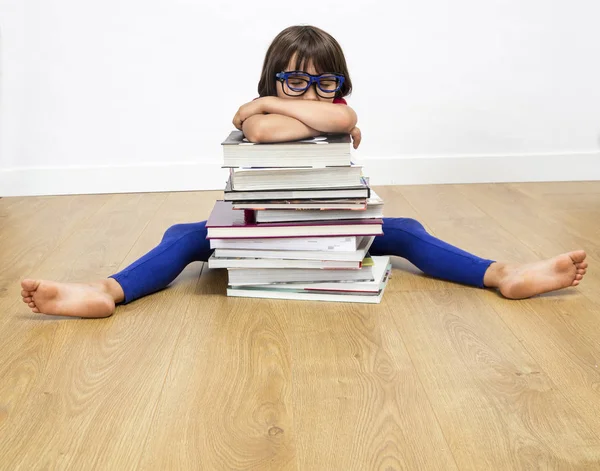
[{"x1": 289, "y1": 33, "x2": 340, "y2": 74}]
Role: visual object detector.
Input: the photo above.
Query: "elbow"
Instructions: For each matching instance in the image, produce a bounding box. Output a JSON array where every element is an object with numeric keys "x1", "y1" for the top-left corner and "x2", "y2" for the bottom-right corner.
[
  {"x1": 242, "y1": 120, "x2": 266, "y2": 143},
  {"x1": 337, "y1": 108, "x2": 357, "y2": 133},
  {"x1": 242, "y1": 126, "x2": 262, "y2": 143}
]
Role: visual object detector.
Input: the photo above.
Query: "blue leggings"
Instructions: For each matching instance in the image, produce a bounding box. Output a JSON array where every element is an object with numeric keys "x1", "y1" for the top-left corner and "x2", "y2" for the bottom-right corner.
[{"x1": 109, "y1": 218, "x2": 494, "y2": 304}]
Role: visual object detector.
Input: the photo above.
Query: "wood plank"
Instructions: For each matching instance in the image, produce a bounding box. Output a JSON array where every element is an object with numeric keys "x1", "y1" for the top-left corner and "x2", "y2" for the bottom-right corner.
[
  {"x1": 118, "y1": 190, "x2": 221, "y2": 268},
  {"x1": 436, "y1": 183, "x2": 600, "y2": 442},
  {"x1": 456, "y1": 183, "x2": 597, "y2": 260},
  {"x1": 509, "y1": 181, "x2": 600, "y2": 211},
  {"x1": 0, "y1": 192, "x2": 182, "y2": 469},
  {"x1": 282, "y1": 290, "x2": 458, "y2": 470},
  {"x1": 372, "y1": 185, "x2": 435, "y2": 232},
  {"x1": 0, "y1": 195, "x2": 111, "y2": 303},
  {"x1": 398, "y1": 183, "x2": 488, "y2": 222},
  {"x1": 0, "y1": 193, "x2": 165, "y2": 333},
  {"x1": 479, "y1": 289, "x2": 600, "y2": 436},
  {"x1": 388, "y1": 288, "x2": 600, "y2": 469},
  {"x1": 399, "y1": 183, "x2": 600, "y2": 460},
  {"x1": 456, "y1": 183, "x2": 600, "y2": 306},
  {"x1": 0, "y1": 196, "x2": 52, "y2": 240},
  {"x1": 138, "y1": 267, "x2": 298, "y2": 470},
  {"x1": 20, "y1": 193, "x2": 167, "y2": 282},
  {"x1": 376, "y1": 185, "x2": 473, "y2": 292},
  {"x1": 0, "y1": 264, "x2": 199, "y2": 469},
  {"x1": 1, "y1": 183, "x2": 600, "y2": 469},
  {"x1": 133, "y1": 191, "x2": 296, "y2": 469}
]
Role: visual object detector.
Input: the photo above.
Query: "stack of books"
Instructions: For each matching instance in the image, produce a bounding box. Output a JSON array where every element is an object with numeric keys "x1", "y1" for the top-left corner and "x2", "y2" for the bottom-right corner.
[{"x1": 205, "y1": 131, "x2": 392, "y2": 303}]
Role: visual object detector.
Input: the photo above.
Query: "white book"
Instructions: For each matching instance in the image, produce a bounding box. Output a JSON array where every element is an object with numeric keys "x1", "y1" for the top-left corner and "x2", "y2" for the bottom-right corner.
[
  {"x1": 226, "y1": 257, "x2": 391, "y2": 304},
  {"x1": 223, "y1": 181, "x2": 370, "y2": 201},
  {"x1": 221, "y1": 131, "x2": 352, "y2": 168},
  {"x1": 233, "y1": 199, "x2": 367, "y2": 211},
  {"x1": 209, "y1": 236, "x2": 360, "y2": 252},
  {"x1": 213, "y1": 237, "x2": 374, "y2": 262},
  {"x1": 208, "y1": 254, "x2": 362, "y2": 270},
  {"x1": 206, "y1": 221, "x2": 382, "y2": 239},
  {"x1": 227, "y1": 264, "x2": 375, "y2": 286},
  {"x1": 256, "y1": 192, "x2": 384, "y2": 223},
  {"x1": 230, "y1": 166, "x2": 363, "y2": 191},
  {"x1": 234, "y1": 256, "x2": 391, "y2": 293}
]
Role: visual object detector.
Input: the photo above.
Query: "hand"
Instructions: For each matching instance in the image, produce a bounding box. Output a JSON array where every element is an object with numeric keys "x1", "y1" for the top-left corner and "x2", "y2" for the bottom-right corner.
[
  {"x1": 232, "y1": 97, "x2": 271, "y2": 130},
  {"x1": 350, "y1": 126, "x2": 362, "y2": 149}
]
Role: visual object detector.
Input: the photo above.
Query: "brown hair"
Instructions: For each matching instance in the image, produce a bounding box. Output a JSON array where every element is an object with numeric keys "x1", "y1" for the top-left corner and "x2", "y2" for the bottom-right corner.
[{"x1": 257, "y1": 25, "x2": 353, "y2": 98}]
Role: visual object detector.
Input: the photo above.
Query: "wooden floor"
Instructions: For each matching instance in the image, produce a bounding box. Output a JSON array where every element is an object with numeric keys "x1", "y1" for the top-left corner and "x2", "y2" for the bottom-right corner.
[{"x1": 1, "y1": 182, "x2": 600, "y2": 470}]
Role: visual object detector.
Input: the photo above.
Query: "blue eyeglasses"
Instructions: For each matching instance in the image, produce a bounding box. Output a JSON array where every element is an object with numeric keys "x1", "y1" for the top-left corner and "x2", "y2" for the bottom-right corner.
[{"x1": 275, "y1": 71, "x2": 345, "y2": 98}]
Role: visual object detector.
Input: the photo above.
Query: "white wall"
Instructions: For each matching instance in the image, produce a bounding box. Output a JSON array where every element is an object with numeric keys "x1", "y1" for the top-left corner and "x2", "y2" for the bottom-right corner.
[{"x1": 1, "y1": 0, "x2": 600, "y2": 196}]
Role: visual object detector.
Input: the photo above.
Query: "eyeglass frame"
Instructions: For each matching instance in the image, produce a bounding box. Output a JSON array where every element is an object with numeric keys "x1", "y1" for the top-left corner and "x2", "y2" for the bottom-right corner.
[{"x1": 275, "y1": 71, "x2": 345, "y2": 98}]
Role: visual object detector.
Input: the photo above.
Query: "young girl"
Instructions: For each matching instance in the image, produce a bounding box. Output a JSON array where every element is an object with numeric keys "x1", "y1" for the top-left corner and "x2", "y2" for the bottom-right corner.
[{"x1": 20, "y1": 25, "x2": 588, "y2": 318}]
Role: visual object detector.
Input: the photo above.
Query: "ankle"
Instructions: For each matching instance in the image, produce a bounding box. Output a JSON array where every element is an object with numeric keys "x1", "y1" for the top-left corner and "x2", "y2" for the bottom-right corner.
[
  {"x1": 97, "y1": 278, "x2": 125, "y2": 303},
  {"x1": 483, "y1": 262, "x2": 508, "y2": 288}
]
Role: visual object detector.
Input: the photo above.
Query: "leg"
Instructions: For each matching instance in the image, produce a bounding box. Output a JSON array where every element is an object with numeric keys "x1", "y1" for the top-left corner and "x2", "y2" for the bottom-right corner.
[
  {"x1": 21, "y1": 221, "x2": 212, "y2": 318},
  {"x1": 370, "y1": 218, "x2": 494, "y2": 287},
  {"x1": 109, "y1": 221, "x2": 212, "y2": 303},
  {"x1": 371, "y1": 218, "x2": 588, "y2": 299}
]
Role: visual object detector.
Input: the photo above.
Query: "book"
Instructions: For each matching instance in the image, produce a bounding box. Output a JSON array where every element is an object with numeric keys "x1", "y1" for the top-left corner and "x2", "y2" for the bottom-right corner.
[
  {"x1": 213, "y1": 236, "x2": 374, "y2": 262},
  {"x1": 238, "y1": 256, "x2": 391, "y2": 293},
  {"x1": 229, "y1": 256, "x2": 390, "y2": 293},
  {"x1": 221, "y1": 131, "x2": 352, "y2": 168},
  {"x1": 230, "y1": 166, "x2": 363, "y2": 191},
  {"x1": 206, "y1": 201, "x2": 383, "y2": 239},
  {"x1": 207, "y1": 253, "x2": 367, "y2": 270},
  {"x1": 223, "y1": 176, "x2": 371, "y2": 201},
  {"x1": 209, "y1": 235, "x2": 361, "y2": 252},
  {"x1": 255, "y1": 192, "x2": 384, "y2": 223},
  {"x1": 227, "y1": 263, "x2": 375, "y2": 286},
  {"x1": 226, "y1": 257, "x2": 391, "y2": 303},
  {"x1": 232, "y1": 198, "x2": 368, "y2": 211}
]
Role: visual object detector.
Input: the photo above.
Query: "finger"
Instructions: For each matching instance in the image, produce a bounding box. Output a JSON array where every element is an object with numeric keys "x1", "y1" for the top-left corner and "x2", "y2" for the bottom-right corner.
[{"x1": 352, "y1": 131, "x2": 362, "y2": 149}]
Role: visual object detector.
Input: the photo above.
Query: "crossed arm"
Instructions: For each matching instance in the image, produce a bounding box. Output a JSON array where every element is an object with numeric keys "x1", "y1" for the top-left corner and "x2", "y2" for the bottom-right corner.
[{"x1": 232, "y1": 96, "x2": 362, "y2": 149}]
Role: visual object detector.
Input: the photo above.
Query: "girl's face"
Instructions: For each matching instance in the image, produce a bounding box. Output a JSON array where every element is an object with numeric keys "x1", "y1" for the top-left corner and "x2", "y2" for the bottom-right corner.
[{"x1": 275, "y1": 58, "x2": 336, "y2": 103}]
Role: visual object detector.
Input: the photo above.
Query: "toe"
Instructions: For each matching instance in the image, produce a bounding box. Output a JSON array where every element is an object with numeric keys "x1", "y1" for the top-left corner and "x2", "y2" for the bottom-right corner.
[
  {"x1": 572, "y1": 280, "x2": 580, "y2": 286},
  {"x1": 575, "y1": 274, "x2": 583, "y2": 281},
  {"x1": 570, "y1": 250, "x2": 587, "y2": 263},
  {"x1": 575, "y1": 261, "x2": 588, "y2": 270},
  {"x1": 28, "y1": 302, "x2": 36, "y2": 308},
  {"x1": 32, "y1": 308, "x2": 40, "y2": 313},
  {"x1": 21, "y1": 279, "x2": 40, "y2": 292},
  {"x1": 23, "y1": 296, "x2": 33, "y2": 303}
]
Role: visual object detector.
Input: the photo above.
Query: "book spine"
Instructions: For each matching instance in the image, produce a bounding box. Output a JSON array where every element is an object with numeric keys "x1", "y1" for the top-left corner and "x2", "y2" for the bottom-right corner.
[{"x1": 243, "y1": 209, "x2": 256, "y2": 224}]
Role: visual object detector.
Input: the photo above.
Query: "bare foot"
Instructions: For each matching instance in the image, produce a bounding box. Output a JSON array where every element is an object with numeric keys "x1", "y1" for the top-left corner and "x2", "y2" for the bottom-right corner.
[
  {"x1": 485, "y1": 250, "x2": 588, "y2": 299},
  {"x1": 20, "y1": 279, "x2": 123, "y2": 318}
]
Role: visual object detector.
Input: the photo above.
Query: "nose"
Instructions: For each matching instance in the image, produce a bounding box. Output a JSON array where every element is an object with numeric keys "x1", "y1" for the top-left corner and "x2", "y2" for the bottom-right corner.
[{"x1": 302, "y1": 83, "x2": 319, "y2": 101}]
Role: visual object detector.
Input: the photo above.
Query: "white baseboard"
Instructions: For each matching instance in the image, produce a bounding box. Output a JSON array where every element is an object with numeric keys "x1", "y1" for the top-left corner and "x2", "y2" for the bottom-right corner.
[
  {"x1": 0, "y1": 162, "x2": 228, "y2": 197},
  {"x1": 363, "y1": 151, "x2": 600, "y2": 186},
  {"x1": 1, "y1": 152, "x2": 599, "y2": 197}
]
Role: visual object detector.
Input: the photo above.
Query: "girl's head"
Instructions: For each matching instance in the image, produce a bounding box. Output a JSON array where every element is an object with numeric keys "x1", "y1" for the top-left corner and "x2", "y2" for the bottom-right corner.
[{"x1": 258, "y1": 25, "x2": 352, "y2": 102}]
